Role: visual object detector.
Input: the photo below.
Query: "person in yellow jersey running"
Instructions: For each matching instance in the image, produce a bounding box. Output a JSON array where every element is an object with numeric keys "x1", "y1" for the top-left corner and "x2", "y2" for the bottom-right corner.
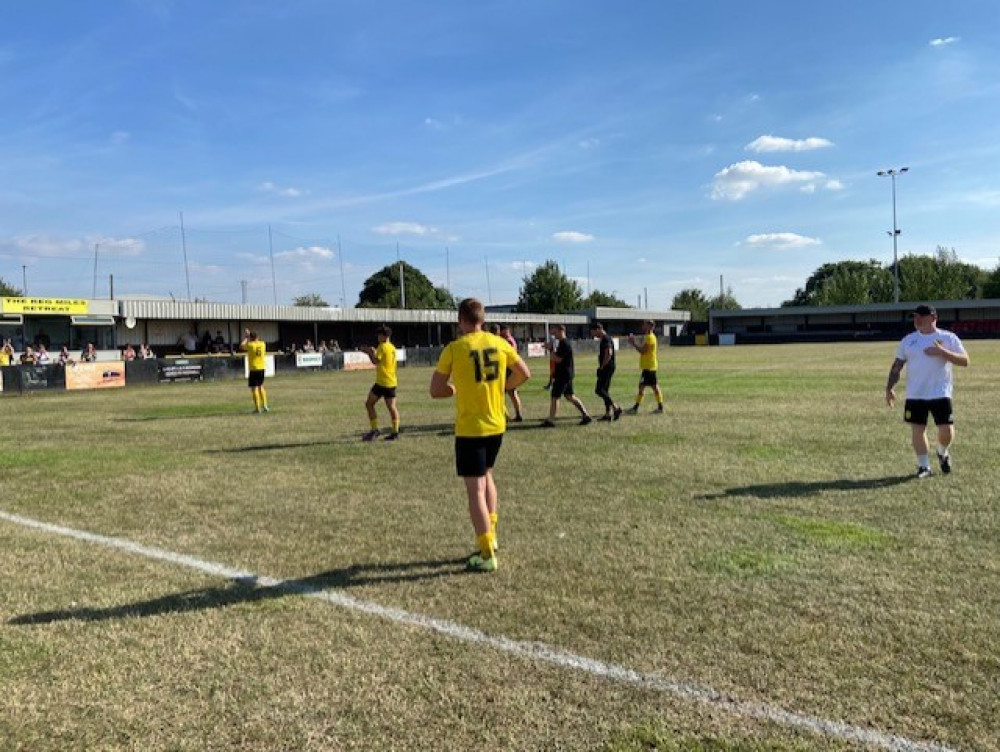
[
  {"x1": 361, "y1": 325, "x2": 400, "y2": 441},
  {"x1": 625, "y1": 319, "x2": 664, "y2": 414},
  {"x1": 239, "y1": 329, "x2": 270, "y2": 413},
  {"x1": 430, "y1": 298, "x2": 531, "y2": 572}
]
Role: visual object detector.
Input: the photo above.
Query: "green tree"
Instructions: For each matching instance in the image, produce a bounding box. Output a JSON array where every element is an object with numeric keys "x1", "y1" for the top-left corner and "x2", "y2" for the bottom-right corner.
[
  {"x1": 293, "y1": 293, "x2": 329, "y2": 307},
  {"x1": 0, "y1": 277, "x2": 23, "y2": 296},
  {"x1": 898, "y1": 247, "x2": 985, "y2": 302},
  {"x1": 357, "y1": 261, "x2": 455, "y2": 309},
  {"x1": 580, "y1": 289, "x2": 629, "y2": 308},
  {"x1": 708, "y1": 286, "x2": 742, "y2": 311},
  {"x1": 516, "y1": 260, "x2": 583, "y2": 313},
  {"x1": 983, "y1": 261, "x2": 1000, "y2": 298},
  {"x1": 671, "y1": 288, "x2": 710, "y2": 322},
  {"x1": 783, "y1": 260, "x2": 893, "y2": 306}
]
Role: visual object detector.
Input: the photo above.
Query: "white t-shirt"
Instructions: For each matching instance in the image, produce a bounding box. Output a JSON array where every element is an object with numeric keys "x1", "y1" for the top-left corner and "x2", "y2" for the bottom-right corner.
[{"x1": 895, "y1": 328, "x2": 965, "y2": 400}]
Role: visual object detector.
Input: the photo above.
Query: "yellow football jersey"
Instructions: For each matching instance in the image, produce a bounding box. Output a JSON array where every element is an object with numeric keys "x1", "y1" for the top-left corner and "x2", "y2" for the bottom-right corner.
[
  {"x1": 639, "y1": 332, "x2": 658, "y2": 371},
  {"x1": 375, "y1": 341, "x2": 397, "y2": 387},
  {"x1": 242, "y1": 340, "x2": 267, "y2": 371},
  {"x1": 435, "y1": 331, "x2": 521, "y2": 437}
]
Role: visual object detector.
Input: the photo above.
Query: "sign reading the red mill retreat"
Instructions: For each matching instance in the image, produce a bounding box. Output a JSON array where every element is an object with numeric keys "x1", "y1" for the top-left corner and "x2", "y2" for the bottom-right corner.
[{"x1": 2, "y1": 297, "x2": 90, "y2": 314}]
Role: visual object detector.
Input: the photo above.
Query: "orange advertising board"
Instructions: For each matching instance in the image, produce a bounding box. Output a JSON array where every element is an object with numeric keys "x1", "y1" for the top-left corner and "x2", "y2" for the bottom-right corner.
[{"x1": 65, "y1": 361, "x2": 126, "y2": 390}]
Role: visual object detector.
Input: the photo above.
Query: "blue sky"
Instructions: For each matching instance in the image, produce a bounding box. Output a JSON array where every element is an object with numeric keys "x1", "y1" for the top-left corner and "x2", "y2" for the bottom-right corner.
[{"x1": 2, "y1": 0, "x2": 999, "y2": 308}]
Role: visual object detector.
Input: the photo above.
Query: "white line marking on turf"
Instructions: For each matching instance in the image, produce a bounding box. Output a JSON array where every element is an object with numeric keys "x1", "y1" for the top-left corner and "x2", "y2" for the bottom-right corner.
[{"x1": 1, "y1": 509, "x2": 959, "y2": 752}]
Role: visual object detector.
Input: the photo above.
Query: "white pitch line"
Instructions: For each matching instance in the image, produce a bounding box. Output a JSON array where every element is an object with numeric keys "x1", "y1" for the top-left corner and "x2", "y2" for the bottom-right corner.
[{"x1": 1, "y1": 509, "x2": 960, "y2": 752}]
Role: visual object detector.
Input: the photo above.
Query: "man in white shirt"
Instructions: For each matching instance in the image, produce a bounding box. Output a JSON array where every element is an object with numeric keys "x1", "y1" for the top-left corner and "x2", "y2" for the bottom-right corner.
[{"x1": 885, "y1": 304, "x2": 969, "y2": 478}]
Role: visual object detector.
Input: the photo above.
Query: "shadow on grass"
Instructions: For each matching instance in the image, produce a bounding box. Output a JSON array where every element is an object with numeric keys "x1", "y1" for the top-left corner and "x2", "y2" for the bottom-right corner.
[
  {"x1": 205, "y1": 439, "x2": 345, "y2": 454},
  {"x1": 699, "y1": 474, "x2": 915, "y2": 501},
  {"x1": 9, "y1": 556, "x2": 469, "y2": 626}
]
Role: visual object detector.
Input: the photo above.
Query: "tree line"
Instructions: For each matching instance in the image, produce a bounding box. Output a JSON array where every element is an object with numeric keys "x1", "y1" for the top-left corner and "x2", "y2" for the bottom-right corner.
[{"x1": 6, "y1": 247, "x2": 999, "y2": 317}]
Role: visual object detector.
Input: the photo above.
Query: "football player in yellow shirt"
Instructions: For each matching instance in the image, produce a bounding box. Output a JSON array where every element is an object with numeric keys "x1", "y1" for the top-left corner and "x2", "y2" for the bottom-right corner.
[
  {"x1": 625, "y1": 319, "x2": 664, "y2": 414},
  {"x1": 361, "y1": 325, "x2": 400, "y2": 441},
  {"x1": 239, "y1": 329, "x2": 270, "y2": 413},
  {"x1": 430, "y1": 298, "x2": 531, "y2": 572}
]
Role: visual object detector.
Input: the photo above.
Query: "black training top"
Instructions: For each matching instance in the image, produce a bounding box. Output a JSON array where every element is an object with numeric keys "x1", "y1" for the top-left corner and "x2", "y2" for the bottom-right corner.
[
  {"x1": 598, "y1": 334, "x2": 615, "y2": 371},
  {"x1": 554, "y1": 338, "x2": 574, "y2": 379}
]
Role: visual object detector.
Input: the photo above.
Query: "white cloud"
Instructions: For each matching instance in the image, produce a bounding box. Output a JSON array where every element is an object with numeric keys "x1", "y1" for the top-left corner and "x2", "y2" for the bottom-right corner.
[
  {"x1": 258, "y1": 181, "x2": 305, "y2": 198},
  {"x1": 274, "y1": 246, "x2": 335, "y2": 271},
  {"x1": 825, "y1": 179, "x2": 844, "y2": 191},
  {"x1": 578, "y1": 137, "x2": 600, "y2": 149},
  {"x1": 93, "y1": 236, "x2": 146, "y2": 256},
  {"x1": 746, "y1": 135, "x2": 834, "y2": 153},
  {"x1": 275, "y1": 245, "x2": 334, "y2": 260},
  {"x1": 553, "y1": 230, "x2": 594, "y2": 243},
  {"x1": 372, "y1": 221, "x2": 436, "y2": 236},
  {"x1": 966, "y1": 189, "x2": 1000, "y2": 207},
  {"x1": 10, "y1": 234, "x2": 145, "y2": 258},
  {"x1": 930, "y1": 36, "x2": 960, "y2": 47},
  {"x1": 711, "y1": 160, "x2": 827, "y2": 200},
  {"x1": 743, "y1": 233, "x2": 822, "y2": 249},
  {"x1": 110, "y1": 130, "x2": 130, "y2": 145},
  {"x1": 424, "y1": 117, "x2": 444, "y2": 130}
]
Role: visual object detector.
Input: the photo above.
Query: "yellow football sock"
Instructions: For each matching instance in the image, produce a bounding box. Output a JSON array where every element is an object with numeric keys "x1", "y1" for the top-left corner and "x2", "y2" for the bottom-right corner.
[
  {"x1": 252, "y1": 392, "x2": 260, "y2": 410},
  {"x1": 392, "y1": 418, "x2": 400, "y2": 433},
  {"x1": 476, "y1": 532, "x2": 495, "y2": 560},
  {"x1": 259, "y1": 388, "x2": 268, "y2": 408},
  {"x1": 369, "y1": 417, "x2": 379, "y2": 430},
  {"x1": 489, "y1": 512, "x2": 498, "y2": 536},
  {"x1": 634, "y1": 393, "x2": 644, "y2": 405}
]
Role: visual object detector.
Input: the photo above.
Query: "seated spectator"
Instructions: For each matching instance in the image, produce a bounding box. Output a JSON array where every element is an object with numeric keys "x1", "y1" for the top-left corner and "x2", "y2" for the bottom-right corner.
[
  {"x1": 35, "y1": 344, "x2": 52, "y2": 364},
  {"x1": 139, "y1": 343, "x2": 155, "y2": 359},
  {"x1": 212, "y1": 330, "x2": 226, "y2": 353},
  {"x1": 123, "y1": 343, "x2": 136, "y2": 361},
  {"x1": 317, "y1": 340, "x2": 329, "y2": 353},
  {"x1": 81, "y1": 343, "x2": 97, "y2": 362},
  {"x1": 303, "y1": 339, "x2": 315, "y2": 352},
  {"x1": 58, "y1": 346, "x2": 74, "y2": 366},
  {"x1": 330, "y1": 340, "x2": 341, "y2": 352},
  {"x1": 20, "y1": 346, "x2": 37, "y2": 364}
]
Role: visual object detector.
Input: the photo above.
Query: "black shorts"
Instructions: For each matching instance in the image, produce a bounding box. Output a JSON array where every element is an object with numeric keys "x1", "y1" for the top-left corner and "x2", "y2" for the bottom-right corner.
[
  {"x1": 455, "y1": 435, "x2": 503, "y2": 477},
  {"x1": 904, "y1": 398, "x2": 954, "y2": 426},
  {"x1": 595, "y1": 367, "x2": 615, "y2": 395},
  {"x1": 550, "y1": 375, "x2": 574, "y2": 398},
  {"x1": 370, "y1": 383, "x2": 397, "y2": 400},
  {"x1": 639, "y1": 369, "x2": 658, "y2": 387},
  {"x1": 248, "y1": 369, "x2": 265, "y2": 388}
]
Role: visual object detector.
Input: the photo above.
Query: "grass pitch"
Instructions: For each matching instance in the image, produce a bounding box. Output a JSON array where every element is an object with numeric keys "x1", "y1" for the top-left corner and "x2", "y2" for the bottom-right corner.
[{"x1": 1, "y1": 341, "x2": 998, "y2": 751}]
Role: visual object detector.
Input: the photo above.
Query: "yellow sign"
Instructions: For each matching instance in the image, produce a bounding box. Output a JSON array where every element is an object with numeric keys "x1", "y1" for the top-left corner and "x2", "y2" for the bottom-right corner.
[{"x1": 2, "y1": 297, "x2": 90, "y2": 314}]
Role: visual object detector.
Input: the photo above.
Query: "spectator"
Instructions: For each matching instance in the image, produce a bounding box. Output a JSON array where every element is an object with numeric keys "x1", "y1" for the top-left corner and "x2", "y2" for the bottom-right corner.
[
  {"x1": 200, "y1": 330, "x2": 212, "y2": 353},
  {"x1": 212, "y1": 330, "x2": 226, "y2": 353},
  {"x1": 303, "y1": 339, "x2": 315, "y2": 352},
  {"x1": 330, "y1": 340, "x2": 341, "y2": 352},
  {"x1": 20, "y1": 346, "x2": 37, "y2": 364},
  {"x1": 140, "y1": 343, "x2": 155, "y2": 359},
  {"x1": 35, "y1": 344, "x2": 52, "y2": 364},
  {"x1": 81, "y1": 343, "x2": 97, "y2": 362},
  {"x1": 317, "y1": 340, "x2": 329, "y2": 353},
  {"x1": 58, "y1": 346, "x2": 74, "y2": 366},
  {"x1": 179, "y1": 330, "x2": 198, "y2": 354},
  {"x1": 122, "y1": 343, "x2": 136, "y2": 361},
  {"x1": 1, "y1": 339, "x2": 15, "y2": 366}
]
